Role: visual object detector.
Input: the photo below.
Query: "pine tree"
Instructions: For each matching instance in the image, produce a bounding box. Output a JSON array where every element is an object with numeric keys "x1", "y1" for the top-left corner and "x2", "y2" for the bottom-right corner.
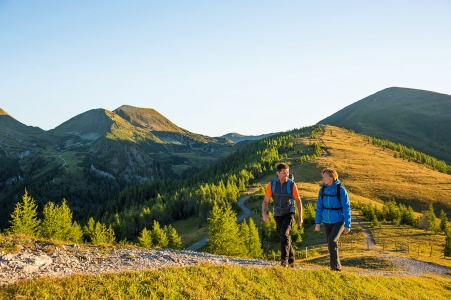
[
  {"x1": 9, "y1": 189, "x2": 40, "y2": 236},
  {"x1": 40, "y1": 199, "x2": 77, "y2": 241},
  {"x1": 261, "y1": 211, "x2": 278, "y2": 242},
  {"x1": 238, "y1": 220, "x2": 250, "y2": 257},
  {"x1": 440, "y1": 210, "x2": 448, "y2": 232},
  {"x1": 164, "y1": 225, "x2": 182, "y2": 250},
  {"x1": 83, "y1": 217, "x2": 116, "y2": 245},
  {"x1": 151, "y1": 220, "x2": 168, "y2": 248},
  {"x1": 70, "y1": 221, "x2": 83, "y2": 243},
  {"x1": 426, "y1": 204, "x2": 439, "y2": 232},
  {"x1": 207, "y1": 203, "x2": 243, "y2": 256},
  {"x1": 302, "y1": 203, "x2": 316, "y2": 226},
  {"x1": 403, "y1": 206, "x2": 417, "y2": 226},
  {"x1": 290, "y1": 217, "x2": 304, "y2": 243},
  {"x1": 138, "y1": 227, "x2": 153, "y2": 248},
  {"x1": 445, "y1": 229, "x2": 451, "y2": 257},
  {"x1": 373, "y1": 214, "x2": 381, "y2": 227},
  {"x1": 247, "y1": 218, "x2": 263, "y2": 258}
]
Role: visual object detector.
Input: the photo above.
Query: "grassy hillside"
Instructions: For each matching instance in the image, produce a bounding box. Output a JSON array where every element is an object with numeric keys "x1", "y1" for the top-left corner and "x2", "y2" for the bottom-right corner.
[
  {"x1": 236, "y1": 124, "x2": 451, "y2": 217},
  {"x1": 2, "y1": 265, "x2": 451, "y2": 299},
  {"x1": 167, "y1": 123, "x2": 451, "y2": 254},
  {"x1": 309, "y1": 125, "x2": 451, "y2": 215},
  {"x1": 318, "y1": 87, "x2": 451, "y2": 164},
  {"x1": 2, "y1": 125, "x2": 451, "y2": 298}
]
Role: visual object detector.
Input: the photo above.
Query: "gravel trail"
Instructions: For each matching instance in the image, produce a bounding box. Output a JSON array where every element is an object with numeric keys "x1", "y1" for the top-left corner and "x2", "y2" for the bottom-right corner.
[{"x1": 2, "y1": 241, "x2": 450, "y2": 286}]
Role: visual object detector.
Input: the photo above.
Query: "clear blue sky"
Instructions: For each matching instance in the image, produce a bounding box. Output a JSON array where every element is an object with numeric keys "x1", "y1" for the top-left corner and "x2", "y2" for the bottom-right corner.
[{"x1": 1, "y1": 1, "x2": 450, "y2": 136}]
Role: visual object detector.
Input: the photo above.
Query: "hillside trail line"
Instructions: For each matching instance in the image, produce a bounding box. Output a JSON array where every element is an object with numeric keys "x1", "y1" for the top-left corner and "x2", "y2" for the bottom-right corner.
[{"x1": 353, "y1": 213, "x2": 377, "y2": 250}]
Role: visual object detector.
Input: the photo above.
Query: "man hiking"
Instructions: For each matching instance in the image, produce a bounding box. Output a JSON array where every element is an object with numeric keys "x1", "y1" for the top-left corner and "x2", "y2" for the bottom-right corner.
[{"x1": 262, "y1": 162, "x2": 303, "y2": 267}]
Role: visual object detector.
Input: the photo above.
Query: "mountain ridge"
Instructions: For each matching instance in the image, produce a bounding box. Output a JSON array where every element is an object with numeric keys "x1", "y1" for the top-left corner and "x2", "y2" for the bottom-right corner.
[
  {"x1": 317, "y1": 86, "x2": 451, "y2": 163},
  {"x1": 221, "y1": 132, "x2": 276, "y2": 143}
]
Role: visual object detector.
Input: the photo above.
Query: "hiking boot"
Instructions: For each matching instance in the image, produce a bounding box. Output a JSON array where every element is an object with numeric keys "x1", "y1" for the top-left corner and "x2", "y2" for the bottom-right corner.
[
  {"x1": 288, "y1": 262, "x2": 295, "y2": 268},
  {"x1": 330, "y1": 267, "x2": 342, "y2": 272}
]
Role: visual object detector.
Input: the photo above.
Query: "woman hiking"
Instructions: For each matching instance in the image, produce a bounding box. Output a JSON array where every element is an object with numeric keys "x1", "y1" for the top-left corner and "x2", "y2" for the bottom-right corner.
[{"x1": 314, "y1": 167, "x2": 351, "y2": 271}]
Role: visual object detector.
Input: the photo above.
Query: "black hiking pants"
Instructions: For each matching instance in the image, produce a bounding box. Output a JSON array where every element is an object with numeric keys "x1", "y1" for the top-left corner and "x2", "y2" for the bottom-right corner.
[
  {"x1": 274, "y1": 213, "x2": 295, "y2": 264},
  {"x1": 324, "y1": 222, "x2": 344, "y2": 270}
]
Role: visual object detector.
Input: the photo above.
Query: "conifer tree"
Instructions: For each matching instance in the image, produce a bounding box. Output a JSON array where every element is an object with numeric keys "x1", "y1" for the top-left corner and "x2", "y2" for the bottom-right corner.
[
  {"x1": 247, "y1": 218, "x2": 263, "y2": 258},
  {"x1": 138, "y1": 227, "x2": 153, "y2": 248},
  {"x1": 445, "y1": 229, "x2": 451, "y2": 257},
  {"x1": 290, "y1": 218, "x2": 304, "y2": 243},
  {"x1": 261, "y1": 211, "x2": 278, "y2": 242},
  {"x1": 9, "y1": 189, "x2": 40, "y2": 236},
  {"x1": 373, "y1": 214, "x2": 381, "y2": 227},
  {"x1": 70, "y1": 221, "x2": 84, "y2": 243},
  {"x1": 238, "y1": 220, "x2": 250, "y2": 257},
  {"x1": 40, "y1": 199, "x2": 81, "y2": 242},
  {"x1": 440, "y1": 210, "x2": 448, "y2": 232},
  {"x1": 400, "y1": 205, "x2": 416, "y2": 226},
  {"x1": 303, "y1": 203, "x2": 316, "y2": 226},
  {"x1": 207, "y1": 203, "x2": 243, "y2": 256},
  {"x1": 164, "y1": 224, "x2": 182, "y2": 250},
  {"x1": 426, "y1": 204, "x2": 439, "y2": 232},
  {"x1": 83, "y1": 217, "x2": 116, "y2": 245},
  {"x1": 151, "y1": 220, "x2": 168, "y2": 248}
]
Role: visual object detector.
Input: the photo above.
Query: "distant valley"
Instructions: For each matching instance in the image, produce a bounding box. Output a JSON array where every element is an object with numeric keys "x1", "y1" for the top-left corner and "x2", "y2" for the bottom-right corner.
[
  {"x1": 0, "y1": 105, "x2": 273, "y2": 227},
  {"x1": 1, "y1": 86, "x2": 451, "y2": 231}
]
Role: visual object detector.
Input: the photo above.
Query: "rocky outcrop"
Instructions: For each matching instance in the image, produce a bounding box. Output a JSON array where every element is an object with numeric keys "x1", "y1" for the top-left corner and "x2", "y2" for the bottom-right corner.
[{"x1": 0, "y1": 243, "x2": 274, "y2": 286}]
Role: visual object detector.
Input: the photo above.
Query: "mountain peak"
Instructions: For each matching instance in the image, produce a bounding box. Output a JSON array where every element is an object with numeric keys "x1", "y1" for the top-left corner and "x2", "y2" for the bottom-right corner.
[
  {"x1": 0, "y1": 108, "x2": 10, "y2": 116},
  {"x1": 51, "y1": 108, "x2": 115, "y2": 140},
  {"x1": 113, "y1": 105, "x2": 184, "y2": 133}
]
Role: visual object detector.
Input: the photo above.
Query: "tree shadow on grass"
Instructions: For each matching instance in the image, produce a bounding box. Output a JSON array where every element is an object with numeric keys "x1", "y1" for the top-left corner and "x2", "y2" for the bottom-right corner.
[{"x1": 306, "y1": 255, "x2": 399, "y2": 271}]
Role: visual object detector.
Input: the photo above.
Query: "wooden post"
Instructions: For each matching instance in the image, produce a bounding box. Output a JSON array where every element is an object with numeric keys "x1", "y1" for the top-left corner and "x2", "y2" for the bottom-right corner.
[
  {"x1": 418, "y1": 245, "x2": 420, "y2": 256},
  {"x1": 367, "y1": 240, "x2": 369, "y2": 250},
  {"x1": 430, "y1": 246, "x2": 432, "y2": 257},
  {"x1": 306, "y1": 247, "x2": 308, "y2": 259}
]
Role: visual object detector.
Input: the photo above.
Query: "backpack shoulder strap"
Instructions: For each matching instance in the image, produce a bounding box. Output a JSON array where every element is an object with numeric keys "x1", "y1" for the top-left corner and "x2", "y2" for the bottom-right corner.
[
  {"x1": 271, "y1": 178, "x2": 277, "y2": 195},
  {"x1": 287, "y1": 178, "x2": 293, "y2": 196},
  {"x1": 336, "y1": 183, "x2": 341, "y2": 202},
  {"x1": 271, "y1": 178, "x2": 294, "y2": 197}
]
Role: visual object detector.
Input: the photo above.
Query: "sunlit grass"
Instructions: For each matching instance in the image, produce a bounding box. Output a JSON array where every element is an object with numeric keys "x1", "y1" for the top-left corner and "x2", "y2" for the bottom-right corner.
[{"x1": 2, "y1": 264, "x2": 451, "y2": 300}]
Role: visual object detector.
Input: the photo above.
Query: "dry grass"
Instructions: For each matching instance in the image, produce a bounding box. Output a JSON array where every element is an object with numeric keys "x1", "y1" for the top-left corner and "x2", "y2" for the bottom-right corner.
[{"x1": 308, "y1": 126, "x2": 451, "y2": 214}]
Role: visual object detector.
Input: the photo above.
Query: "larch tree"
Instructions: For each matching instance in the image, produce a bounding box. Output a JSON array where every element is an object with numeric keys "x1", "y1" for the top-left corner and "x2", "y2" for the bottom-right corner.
[
  {"x1": 440, "y1": 210, "x2": 448, "y2": 232},
  {"x1": 164, "y1": 224, "x2": 182, "y2": 250},
  {"x1": 207, "y1": 203, "x2": 244, "y2": 256},
  {"x1": 426, "y1": 204, "x2": 439, "y2": 232},
  {"x1": 83, "y1": 217, "x2": 116, "y2": 245},
  {"x1": 9, "y1": 189, "x2": 40, "y2": 236},
  {"x1": 246, "y1": 218, "x2": 263, "y2": 258},
  {"x1": 151, "y1": 220, "x2": 168, "y2": 248},
  {"x1": 138, "y1": 227, "x2": 153, "y2": 248},
  {"x1": 238, "y1": 220, "x2": 250, "y2": 257},
  {"x1": 40, "y1": 199, "x2": 82, "y2": 243},
  {"x1": 445, "y1": 229, "x2": 451, "y2": 257}
]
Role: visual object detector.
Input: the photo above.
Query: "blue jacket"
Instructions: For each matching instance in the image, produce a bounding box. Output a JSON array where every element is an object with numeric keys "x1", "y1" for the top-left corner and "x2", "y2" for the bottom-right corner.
[{"x1": 315, "y1": 179, "x2": 351, "y2": 228}]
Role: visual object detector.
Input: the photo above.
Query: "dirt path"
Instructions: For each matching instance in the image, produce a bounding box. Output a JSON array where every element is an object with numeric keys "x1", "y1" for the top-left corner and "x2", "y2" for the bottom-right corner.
[
  {"x1": 353, "y1": 214, "x2": 378, "y2": 250},
  {"x1": 186, "y1": 192, "x2": 254, "y2": 251}
]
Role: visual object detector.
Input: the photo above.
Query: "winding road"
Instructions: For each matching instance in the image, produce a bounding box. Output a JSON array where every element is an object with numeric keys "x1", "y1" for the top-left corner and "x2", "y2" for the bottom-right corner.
[{"x1": 186, "y1": 194, "x2": 253, "y2": 251}]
